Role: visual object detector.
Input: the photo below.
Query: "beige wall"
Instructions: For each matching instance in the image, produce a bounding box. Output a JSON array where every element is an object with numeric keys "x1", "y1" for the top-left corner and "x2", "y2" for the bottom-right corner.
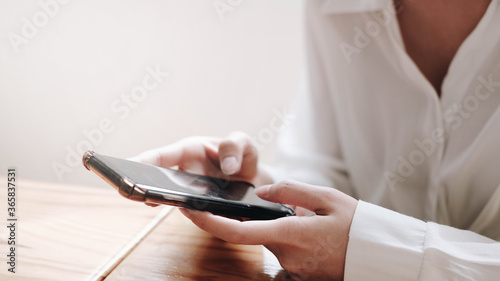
[{"x1": 0, "y1": 0, "x2": 304, "y2": 187}]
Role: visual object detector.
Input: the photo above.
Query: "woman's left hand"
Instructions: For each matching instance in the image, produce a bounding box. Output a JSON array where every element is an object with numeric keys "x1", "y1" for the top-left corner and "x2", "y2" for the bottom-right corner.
[{"x1": 180, "y1": 180, "x2": 358, "y2": 281}]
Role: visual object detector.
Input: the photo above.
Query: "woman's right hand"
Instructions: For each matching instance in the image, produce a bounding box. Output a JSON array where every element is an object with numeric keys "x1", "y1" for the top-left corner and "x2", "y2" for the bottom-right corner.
[{"x1": 131, "y1": 131, "x2": 273, "y2": 190}]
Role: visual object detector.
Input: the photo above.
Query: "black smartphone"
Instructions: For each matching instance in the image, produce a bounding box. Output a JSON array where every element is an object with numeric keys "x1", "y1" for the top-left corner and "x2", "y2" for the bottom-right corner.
[{"x1": 82, "y1": 151, "x2": 295, "y2": 220}]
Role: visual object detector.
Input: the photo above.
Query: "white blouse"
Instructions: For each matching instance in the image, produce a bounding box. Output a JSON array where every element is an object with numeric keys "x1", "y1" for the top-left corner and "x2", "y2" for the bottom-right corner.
[{"x1": 272, "y1": 0, "x2": 500, "y2": 279}]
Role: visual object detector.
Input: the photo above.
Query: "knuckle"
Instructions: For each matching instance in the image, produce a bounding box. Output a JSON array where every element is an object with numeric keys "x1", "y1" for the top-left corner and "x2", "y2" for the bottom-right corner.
[
  {"x1": 229, "y1": 131, "x2": 255, "y2": 150},
  {"x1": 219, "y1": 139, "x2": 238, "y2": 150},
  {"x1": 320, "y1": 187, "x2": 339, "y2": 206},
  {"x1": 272, "y1": 180, "x2": 295, "y2": 198},
  {"x1": 277, "y1": 180, "x2": 298, "y2": 191},
  {"x1": 242, "y1": 143, "x2": 258, "y2": 160},
  {"x1": 324, "y1": 190, "x2": 337, "y2": 203}
]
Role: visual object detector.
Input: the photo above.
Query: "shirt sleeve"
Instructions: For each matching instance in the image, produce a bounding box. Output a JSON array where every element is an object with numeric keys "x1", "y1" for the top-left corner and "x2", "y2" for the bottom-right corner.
[{"x1": 345, "y1": 201, "x2": 500, "y2": 280}]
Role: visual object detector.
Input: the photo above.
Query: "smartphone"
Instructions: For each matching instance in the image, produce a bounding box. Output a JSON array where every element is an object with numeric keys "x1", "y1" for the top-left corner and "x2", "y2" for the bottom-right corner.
[{"x1": 82, "y1": 151, "x2": 295, "y2": 220}]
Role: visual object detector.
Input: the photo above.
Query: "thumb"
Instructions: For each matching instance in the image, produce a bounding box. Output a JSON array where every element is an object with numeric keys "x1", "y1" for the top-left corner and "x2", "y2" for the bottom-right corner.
[{"x1": 255, "y1": 180, "x2": 333, "y2": 215}]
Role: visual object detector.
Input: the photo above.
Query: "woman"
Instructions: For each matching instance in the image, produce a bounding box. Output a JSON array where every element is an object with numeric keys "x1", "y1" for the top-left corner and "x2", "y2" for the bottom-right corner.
[{"x1": 136, "y1": 0, "x2": 500, "y2": 280}]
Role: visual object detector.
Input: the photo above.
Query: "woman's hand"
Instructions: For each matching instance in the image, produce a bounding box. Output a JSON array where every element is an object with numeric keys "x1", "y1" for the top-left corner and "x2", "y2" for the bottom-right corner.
[
  {"x1": 131, "y1": 132, "x2": 273, "y2": 187},
  {"x1": 180, "y1": 180, "x2": 358, "y2": 281}
]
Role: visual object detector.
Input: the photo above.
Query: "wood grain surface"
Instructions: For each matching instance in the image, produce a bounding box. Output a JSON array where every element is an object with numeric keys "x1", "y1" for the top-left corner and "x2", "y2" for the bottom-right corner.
[
  {"x1": 0, "y1": 179, "x2": 170, "y2": 281},
  {"x1": 0, "y1": 179, "x2": 295, "y2": 281},
  {"x1": 106, "y1": 209, "x2": 294, "y2": 281}
]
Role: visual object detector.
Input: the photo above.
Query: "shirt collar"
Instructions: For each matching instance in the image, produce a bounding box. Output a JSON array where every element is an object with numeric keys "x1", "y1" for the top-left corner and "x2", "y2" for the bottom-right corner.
[{"x1": 321, "y1": 0, "x2": 394, "y2": 14}]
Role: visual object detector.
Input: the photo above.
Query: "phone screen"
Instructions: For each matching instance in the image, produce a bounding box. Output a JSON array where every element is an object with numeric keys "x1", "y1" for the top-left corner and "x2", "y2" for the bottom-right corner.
[
  {"x1": 107, "y1": 156, "x2": 253, "y2": 201},
  {"x1": 91, "y1": 153, "x2": 290, "y2": 214}
]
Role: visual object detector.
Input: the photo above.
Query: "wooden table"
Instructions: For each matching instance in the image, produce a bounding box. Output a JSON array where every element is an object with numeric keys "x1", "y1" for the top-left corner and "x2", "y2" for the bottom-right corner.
[{"x1": 0, "y1": 179, "x2": 288, "y2": 280}]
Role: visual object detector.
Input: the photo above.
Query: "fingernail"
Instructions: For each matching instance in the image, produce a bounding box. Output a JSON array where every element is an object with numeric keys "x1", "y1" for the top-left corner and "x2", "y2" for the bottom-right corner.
[
  {"x1": 255, "y1": 185, "x2": 271, "y2": 198},
  {"x1": 222, "y1": 156, "x2": 238, "y2": 175}
]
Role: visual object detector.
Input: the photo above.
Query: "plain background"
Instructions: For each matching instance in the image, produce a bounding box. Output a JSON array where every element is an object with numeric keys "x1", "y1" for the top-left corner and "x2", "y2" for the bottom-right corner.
[{"x1": 0, "y1": 0, "x2": 304, "y2": 188}]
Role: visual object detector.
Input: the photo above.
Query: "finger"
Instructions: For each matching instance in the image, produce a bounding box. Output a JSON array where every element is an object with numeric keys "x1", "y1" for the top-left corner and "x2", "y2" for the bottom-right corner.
[
  {"x1": 218, "y1": 132, "x2": 258, "y2": 176},
  {"x1": 132, "y1": 137, "x2": 219, "y2": 169},
  {"x1": 179, "y1": 208, "x2": 286, "y2": 245},
  {"x1": 255, "y1": 180, "x2": 335, "y2": 215},
  {"x1": 133, "y1": 142, "x2": 185, "y2": 168}
]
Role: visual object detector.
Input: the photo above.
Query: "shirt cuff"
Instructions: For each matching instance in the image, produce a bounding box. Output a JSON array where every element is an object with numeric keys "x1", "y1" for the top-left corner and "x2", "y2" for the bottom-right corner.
[{"x1": 344, "y1": 200, "x2": 427, "y2": 281}]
